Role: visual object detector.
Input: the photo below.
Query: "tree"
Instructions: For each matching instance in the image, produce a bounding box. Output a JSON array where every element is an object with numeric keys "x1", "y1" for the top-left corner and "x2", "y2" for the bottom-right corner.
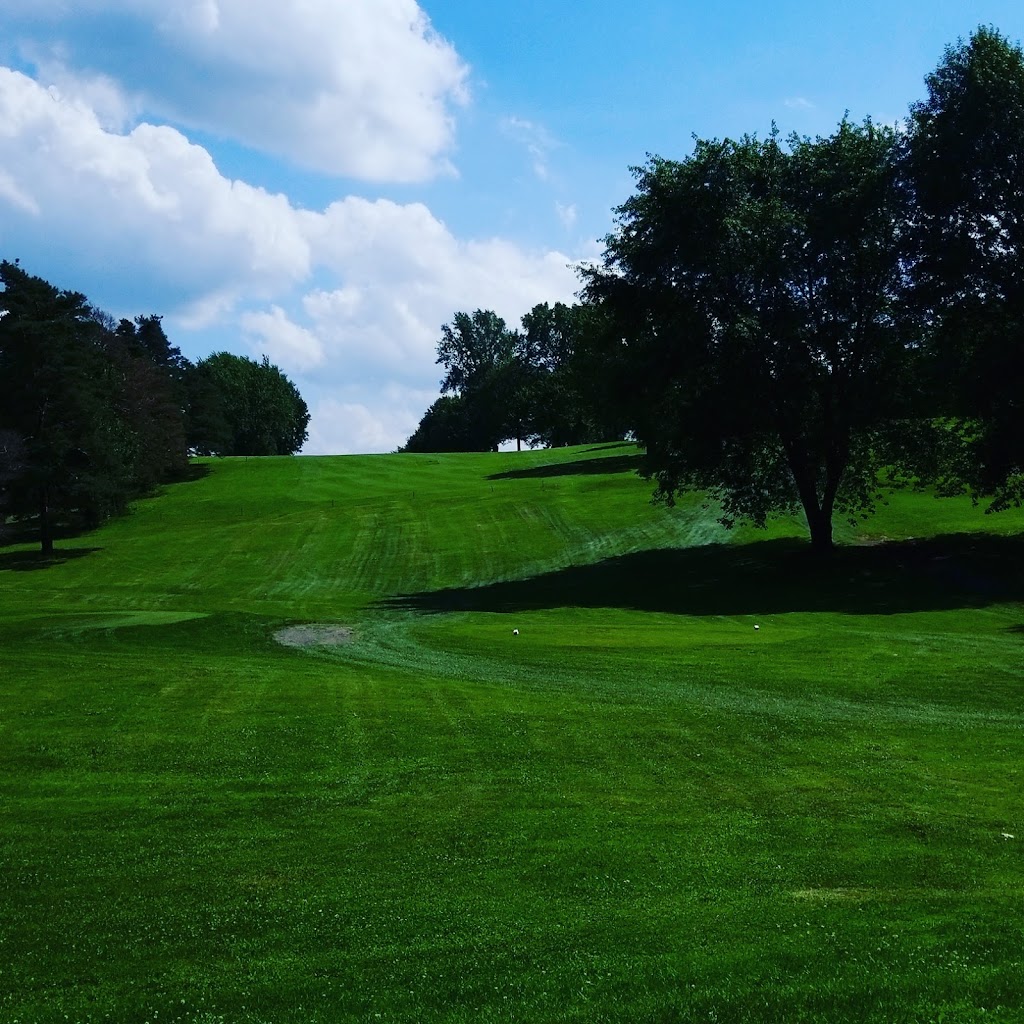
[
  {"x1": 521, "y1": 301, "x2": 626, "y2": 447},
  {"x1": 400, "y1": 395, "x2": 479, "y2": 453},
  {"x1": 432, "y1": 310, "x2": 529, "y2": 451},
  {"x1": 908, "y1": 26, "x2": 1024, "y2": 506},
  {"x1": 583, "y1": 120, "x2": 918, "y2": 553},
  {"x1": 195, "y1": 352, "x2": 309, "y2": 456},
  {"x1": 0, "y1": 261, "x2": 133, "y2": 554},
  {"x1": 183, "y1": 360, "x2": 233, "y2": 457},
  {"x1": 101, "y1": 315, "x2": 189, "y2": 490}
]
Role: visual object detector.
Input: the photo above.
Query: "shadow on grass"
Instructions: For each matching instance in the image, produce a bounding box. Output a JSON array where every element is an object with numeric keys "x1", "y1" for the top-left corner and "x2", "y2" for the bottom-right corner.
[
  {"x1": 380, "y1": 532, "x2": 1024, "y2": 617},
  {"x1": 180, "y1": 462, "x2": 213, "y2": 482},
  {"x1": 0, "y1": 464, "x2": 212, "y2": 556},
  {"x1": 488, "y1": 453, "x2": 645, "y2": 481},
  {"x1": 582, "y1": 441, "x2": 635, "y2": 453},
  {"x1": 0, "y1": 547, "x2": 102, "y2": 572}
]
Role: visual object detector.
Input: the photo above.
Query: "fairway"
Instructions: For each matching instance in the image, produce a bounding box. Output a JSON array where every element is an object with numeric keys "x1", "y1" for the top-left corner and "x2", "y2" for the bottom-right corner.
[{"x1": 2, "y1": 444, "x2": 1023, "y2": 1023}]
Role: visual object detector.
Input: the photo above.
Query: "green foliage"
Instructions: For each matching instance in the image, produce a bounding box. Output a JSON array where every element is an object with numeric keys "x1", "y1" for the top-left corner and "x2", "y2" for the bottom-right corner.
[
  {"x1": 429, "y1": 309, "x2": 527, "y2": 450},
  {"x1": 408, "y1": 304, "x2": 623, "y2": 452},
  {"x1": 521, "y1": 301, "x2": 624, "y2": 447},
  {"x1": 194, "y1": 351, "x2": 310, "y2": 456},
  {"x1": 401, "y1": 394, "x2": 480, "y2": 452},
  {"x1": 584, "y1": 120, "x2": 917, "y2": 551},
  {"x1": 102, "y1": 314, "x2": 190, "y2": 490},
  {"x1": 908, "y1": 25, "x2": 1024, "y2": 506},
  {"x1": 0, "y1": 260, "x2": 134, "y2": 552}
]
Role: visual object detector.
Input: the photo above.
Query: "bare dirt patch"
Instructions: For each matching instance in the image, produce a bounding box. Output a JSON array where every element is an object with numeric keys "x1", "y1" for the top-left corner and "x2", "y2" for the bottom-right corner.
[{"x1": 274, "y1": 624, "x2": 354, "y2": 648}]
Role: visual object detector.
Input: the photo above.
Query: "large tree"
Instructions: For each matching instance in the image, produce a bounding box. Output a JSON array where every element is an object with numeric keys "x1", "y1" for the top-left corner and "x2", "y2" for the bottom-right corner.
[
  {"x1": 584, "y1": 120, "x2": 918, "y2": 552},
  {"x1": 195, "y1": 352, "x2": 309, "y2": 456},
  {"x1": 908, "y1": 26, "x2": 1024, "y2": 506}
]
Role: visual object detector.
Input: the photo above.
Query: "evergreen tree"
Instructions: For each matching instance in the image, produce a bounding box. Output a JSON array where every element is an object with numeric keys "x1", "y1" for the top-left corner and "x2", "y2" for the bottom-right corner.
[{"x1": 0, "y1": 261, "x2": 132, "y2": 554}]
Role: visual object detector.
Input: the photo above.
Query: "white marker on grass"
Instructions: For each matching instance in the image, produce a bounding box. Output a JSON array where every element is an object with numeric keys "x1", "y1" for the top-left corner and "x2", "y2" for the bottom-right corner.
[{"x1": 512, "y1": 628, "x2": 519, "y2": 636}]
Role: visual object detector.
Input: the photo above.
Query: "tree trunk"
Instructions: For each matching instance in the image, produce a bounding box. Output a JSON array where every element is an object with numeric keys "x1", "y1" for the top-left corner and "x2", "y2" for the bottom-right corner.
[
  {"x1": 805, "y1": 505, "x2": 834, "y2": 555},
  {"x1": 786, "y1": 448, "x2": 840, "y2": 557},
  {"x1": 39, "y1": 488, "x2": 53, "y2": 558}
]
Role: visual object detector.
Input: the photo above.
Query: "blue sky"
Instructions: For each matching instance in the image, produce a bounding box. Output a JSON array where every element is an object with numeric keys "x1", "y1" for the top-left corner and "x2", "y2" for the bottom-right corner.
[{"x1": 0, "y1": 1, "x2": 1020, "y2": 453}]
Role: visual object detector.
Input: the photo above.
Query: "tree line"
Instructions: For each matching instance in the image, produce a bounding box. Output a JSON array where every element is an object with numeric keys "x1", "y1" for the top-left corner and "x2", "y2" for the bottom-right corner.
[
  {"x1": 401, "y1": 303, "x2": 625, "y2": 453},
  {"x1": 0, "y1": 260, "x2": 310, "y2": 554},
  {"x1": 406, "y1": 27, "x2": 1024, "y2": 553}
]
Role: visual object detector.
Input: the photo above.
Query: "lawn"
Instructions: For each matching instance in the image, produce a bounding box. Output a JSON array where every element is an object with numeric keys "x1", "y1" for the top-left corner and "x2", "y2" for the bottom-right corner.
[{"x1": 1, "y1": 444, "x2": 1022, "y2": 1023}]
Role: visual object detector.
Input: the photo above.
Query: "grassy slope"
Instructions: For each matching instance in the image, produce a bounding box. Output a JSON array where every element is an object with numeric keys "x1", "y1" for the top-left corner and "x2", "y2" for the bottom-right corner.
[{"x1": 1, "y1": 443, "x2": 1023, "y2": 1024}]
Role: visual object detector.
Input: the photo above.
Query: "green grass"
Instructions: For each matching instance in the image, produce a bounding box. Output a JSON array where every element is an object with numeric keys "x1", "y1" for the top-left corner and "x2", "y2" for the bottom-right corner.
[{"x1": 2, "y1": 443, "x2": 1023, "y2": 1023}]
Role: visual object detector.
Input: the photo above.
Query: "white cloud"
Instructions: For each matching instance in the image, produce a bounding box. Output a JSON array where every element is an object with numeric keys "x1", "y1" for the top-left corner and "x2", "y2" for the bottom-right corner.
[
  {"x1": 305, "y1": 388, "x2": 439, "y2": 455},
  {"x1": 501, "y1": 116, "x2": 558, "y2": 181},
  {"x1": 241, "y1": 306, "x2": 325, "y2": 372},
  {"x1": 0, "y1": 68, "x2": 311, "y2": 309},
  {"x1": 0, "y1": 65, "x2": 582, "y2": 454},
  {"x1": 0, "y1": 170, "x2": 39, "y2": 215},
  {"x1": 784, "y1": 96, "x2": 815, "y2": 110},
  {"x1": 297, "y1": 198, "x2": 579, "y2": 387},
  {"x1": 11, "y1": 0, "x2": 469, "y2": 182}
]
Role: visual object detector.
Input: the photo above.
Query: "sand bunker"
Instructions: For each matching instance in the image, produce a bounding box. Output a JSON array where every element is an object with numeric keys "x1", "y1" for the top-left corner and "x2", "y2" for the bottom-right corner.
[{"x1": 274, "y1": 624, "x2": 354, "y2": 648}]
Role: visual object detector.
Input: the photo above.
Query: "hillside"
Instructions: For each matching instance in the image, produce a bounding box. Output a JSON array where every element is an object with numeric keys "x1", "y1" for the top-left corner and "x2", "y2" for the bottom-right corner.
[{"x1": 2, "y1": 444, "x2": 1023, "y2": 1024}]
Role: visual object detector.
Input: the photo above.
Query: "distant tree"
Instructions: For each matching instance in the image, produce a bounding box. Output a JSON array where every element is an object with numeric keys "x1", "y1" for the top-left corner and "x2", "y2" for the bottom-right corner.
[
  {"x1": 0, "y1": 261, "x2": 132, "y2": 554},
  {"x1": 195, "y1": 352, "x2": 309, "y2": 456},
  {"x1": 583, "y1": 120, "x2": 918, "y2": 553},
  {"x1": 432, "y1": 310, "x2": 529, "y2": 451},
  {"x1": 101, "y1": 315, "x2": 189, "y2": 489},
  {"x1": 183, "y1": 360, "x2": 233, "y2": 456},
  {"x1": 521, "y1": 301, "x2": 626, "y2": 447},
  {"x1": 908, "y1": 26, "x2": 1024, "y2": 506},
  {"x1": 401, "y1": 395, "x2": 478, "y2": 453}
]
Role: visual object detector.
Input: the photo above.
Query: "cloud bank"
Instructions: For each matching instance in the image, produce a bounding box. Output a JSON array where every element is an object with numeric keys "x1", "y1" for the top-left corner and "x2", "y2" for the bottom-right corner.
[
  {"x1": 8, "y1": 0, "x2": 469, "y2": 182},
  {"x1": 0, "y1": 48, "x2": 581, "y2": 453}
]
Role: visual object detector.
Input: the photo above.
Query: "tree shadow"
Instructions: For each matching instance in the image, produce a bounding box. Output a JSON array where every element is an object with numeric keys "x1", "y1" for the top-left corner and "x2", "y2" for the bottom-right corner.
[
  {"x1": 178, "y1": 462, "x2": 213, "y2": 483},
  {"x1": 380, "y1": 532, "x2": 1024, "y2": 618},
  {"x1": 0, "y1": 463, "x2": 212, "y2": 551},
  {"x1": 0, "y1": 547, "x2": 103, "y2": 572},
  {"x1": 0, "y1": 516, "x2": 91, "y2": 547},
  {"x1": 488, "y1": 453, "x2": 645, "y2": 481},
  {"x1": 581, "y1": 442, "x2": 635, "y2": 453}
]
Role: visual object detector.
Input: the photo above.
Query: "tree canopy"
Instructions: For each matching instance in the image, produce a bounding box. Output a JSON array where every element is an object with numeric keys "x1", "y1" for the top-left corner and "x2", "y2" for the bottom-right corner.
[
  {"x1": 908, "y1": 26, "x2": 1024, "y2": 507},
  {"x1": 195, "y1": 353, "x2": 310, "y2": 457},
  {"x1": 583, "y1": 119, "x2": 917, "y2": 552},
  {"x1": 0, "y1": 261, "x2": 132, "y2": 554},
  {"x1": 403, "y1": 303, "x2": 622, "y2": 453}
]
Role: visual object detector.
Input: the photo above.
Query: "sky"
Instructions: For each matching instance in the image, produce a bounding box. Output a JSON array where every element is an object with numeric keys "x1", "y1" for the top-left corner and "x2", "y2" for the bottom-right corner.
[{"x1": 0, "y1": 1, "x2": 1020, "y2": 454}]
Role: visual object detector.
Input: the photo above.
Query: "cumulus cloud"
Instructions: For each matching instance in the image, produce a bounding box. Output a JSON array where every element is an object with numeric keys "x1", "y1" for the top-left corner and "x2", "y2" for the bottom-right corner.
[
  {"x1": 241, "y1": 306, "x2": 325, "y2": 372},
  {"x1": 0, "y1": 66, "x2": 581, "y2": 454},
  {"x1": 297, "y1": 197, "x2": 579, "y2": 386},
  {"x1": 7, "y1": 0, "x2": 469, "y2": 182},
  {"x1": 0, "y1": 68, "x2": 311, "y2": 312}
]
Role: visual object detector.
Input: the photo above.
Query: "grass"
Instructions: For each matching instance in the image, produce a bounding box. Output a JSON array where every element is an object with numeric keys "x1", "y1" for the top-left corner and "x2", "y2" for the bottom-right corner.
[{"x1": 1, "y1": 443, "x2": 1023, "y2": 1023}]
